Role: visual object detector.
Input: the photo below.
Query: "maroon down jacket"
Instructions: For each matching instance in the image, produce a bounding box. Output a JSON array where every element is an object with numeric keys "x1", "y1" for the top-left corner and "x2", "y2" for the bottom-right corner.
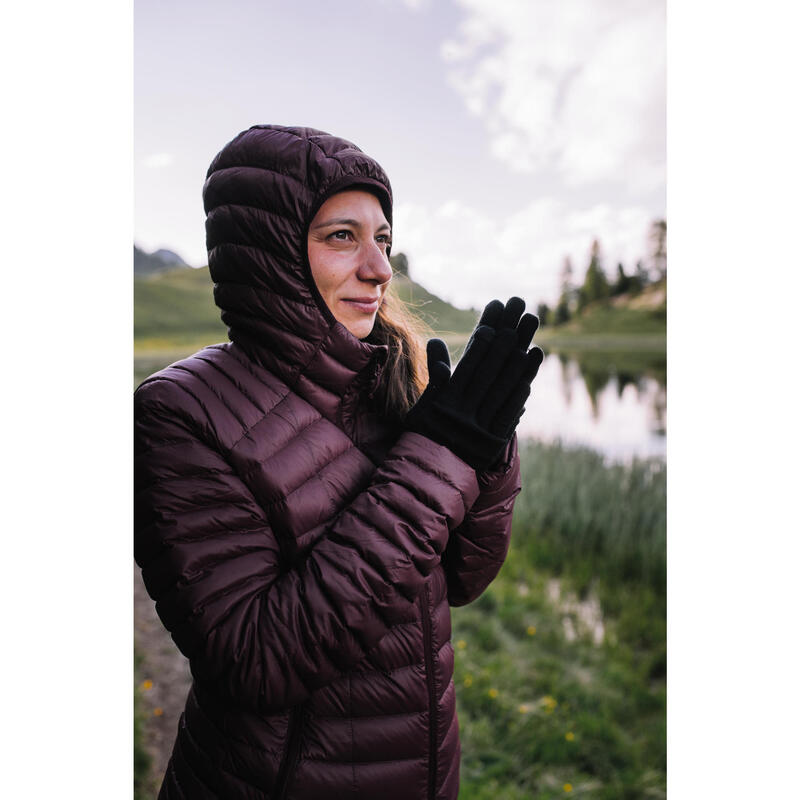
[{"x1": 134, "y1": 125, "x2": 522, "y2": 799}]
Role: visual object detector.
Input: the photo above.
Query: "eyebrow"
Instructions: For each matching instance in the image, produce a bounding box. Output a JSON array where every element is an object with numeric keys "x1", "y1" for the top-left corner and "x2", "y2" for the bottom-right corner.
[{"x1": 310, "y1": 217, "x2": 391, "y2": 232}]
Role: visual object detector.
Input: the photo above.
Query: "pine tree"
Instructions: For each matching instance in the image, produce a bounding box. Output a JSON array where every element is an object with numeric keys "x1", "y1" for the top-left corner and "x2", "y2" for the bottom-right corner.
[
  {"x1": 634, "y1": 259, "x2": 649, "y2": 292},
  {"x1": 536, "y1": 302, "x2": 550, "y2": 327},
  {"x1": 612, "y1": 262, "x2": 631, "y2": 296},
  {"x1": 579, "y1": 239, "x2": 610, "y2": 310},
  {"x1": 554, "y1": 256, "x2": 574, "y2": 325}
]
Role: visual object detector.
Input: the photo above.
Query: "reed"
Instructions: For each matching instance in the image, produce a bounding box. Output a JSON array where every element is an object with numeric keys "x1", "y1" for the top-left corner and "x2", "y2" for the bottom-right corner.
[{"x1": 512, "y1": 438, "x2": 666, "y2": 595}]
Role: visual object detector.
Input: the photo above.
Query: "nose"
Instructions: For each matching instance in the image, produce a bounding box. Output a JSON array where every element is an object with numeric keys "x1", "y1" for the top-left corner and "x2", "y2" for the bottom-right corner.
[{"x1": 357, "y1": 240, "x2": 393, "y2": 285}]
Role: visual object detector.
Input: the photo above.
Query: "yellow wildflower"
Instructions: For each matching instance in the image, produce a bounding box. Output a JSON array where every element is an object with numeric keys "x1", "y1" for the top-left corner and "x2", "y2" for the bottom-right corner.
[
  {"x1": 542, "y1": 695, "x2": 557, "y2": 713},
  {"x1": 141, "y1": 679, "x2": 153, "y2": 691},
  {"x1": 456, "y1": 640, "x2": 466, "y2": 650},
  {"x1": 563, "y1": 783, "x2": 573, "y2": 793},
  {"x1": 463, "y1": 675, "x2": 473, "y2": 688},
  {"x1": 488, "y1": 688, "x2": 499, "y2": 699},
  {"x1": 565, "y1": 732, "x2": 575, "y2": 741},
  {"x1": 526, "y1": 625, "x2": 537, "y2": 636},
  {"x1": 153, "y1": 707, "x2": 164, "y2": 717},
  {"x1": 518, "y1": 704, "x2": 530, "y2": 714}
]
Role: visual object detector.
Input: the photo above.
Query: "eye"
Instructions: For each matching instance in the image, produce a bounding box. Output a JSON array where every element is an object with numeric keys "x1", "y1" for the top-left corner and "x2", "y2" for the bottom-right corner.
[
  {"x1": 376, "y1": 234, "x2": 392, "y2": 248},
  {"x1": 329, "y1": 229, "x2": 353, "y2": 242}
]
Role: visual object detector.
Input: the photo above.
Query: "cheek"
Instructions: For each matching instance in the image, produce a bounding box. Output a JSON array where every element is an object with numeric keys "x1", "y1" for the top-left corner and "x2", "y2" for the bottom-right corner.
[
  {"x1": 311, "y1": 256, "x2": 352, "y2": 297},
  {"x1": 308, "y1": 252, "x2": 335, "y2": 295}
]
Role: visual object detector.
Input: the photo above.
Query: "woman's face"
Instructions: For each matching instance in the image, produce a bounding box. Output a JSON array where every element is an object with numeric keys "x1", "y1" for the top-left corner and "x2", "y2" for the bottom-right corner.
[{"x1": 307, "y1": 190, "x2": 393, "y2": 339}]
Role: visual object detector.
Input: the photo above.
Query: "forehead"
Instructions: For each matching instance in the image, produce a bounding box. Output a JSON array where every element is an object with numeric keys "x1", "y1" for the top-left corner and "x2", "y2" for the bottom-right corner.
[{"x1": 315, "y1": 190, "x2": 389, "y2": 225}]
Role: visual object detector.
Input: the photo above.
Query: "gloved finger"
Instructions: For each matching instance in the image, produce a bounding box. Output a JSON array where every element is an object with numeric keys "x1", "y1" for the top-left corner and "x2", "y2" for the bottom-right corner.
[
  {"x1": 516, "y1": 313, "x2": 539, "y2": 350},
  {"x1": 476, "y1": 348, "x2": 528, "y2": 428},
  {"x1": 488, "y1": 349, "x2": 543, "y2": 437},
  {"x1": 426, "y1": 338, "x2": 451, "y2": 370},
  {"x1": 426, "y1": 338, "x2": 451, "y2": 389},
  {"x1": 499, "y1": 297, "x2": 526, "y2": 330},
  {"x1": 522, "y1": 346, "x2": 545, "y2": 384},
  {"x1": 477, "y1": 299, "x2": 505, "y2": 330},
  {"x1": 490, "y1": 383, "x2": 531, "y2": 438},
  {"x1": 464, "y1": 328, "x2": 519, "y2": 415},
  {"x1": 449, "y1": 325, "x2": 495, "y2": 395}
]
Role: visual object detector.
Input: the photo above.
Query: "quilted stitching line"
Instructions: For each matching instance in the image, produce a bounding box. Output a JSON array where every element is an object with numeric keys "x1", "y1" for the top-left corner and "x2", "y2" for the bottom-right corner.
[
  {"x1": 209, "y1": 199, "x2": 305, "y2": 227},
  {"x1": 396, "y1": 448, "x2": 472, "y2": 513},
  {"x1": 211, "y1": 274, "x2": 313, "y2": 308},
  {"x1": 193, "y1": 352, "x2": 276, "y2": 417},
  {"x1": 171, "y1": 363, "x2": 249, "y2": 433}
]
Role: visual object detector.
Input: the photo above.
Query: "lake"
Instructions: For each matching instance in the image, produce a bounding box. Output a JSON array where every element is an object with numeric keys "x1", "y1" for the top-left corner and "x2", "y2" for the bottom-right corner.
[{"x1": 519, "y1": 349, "x2": 666, "y2": 463}]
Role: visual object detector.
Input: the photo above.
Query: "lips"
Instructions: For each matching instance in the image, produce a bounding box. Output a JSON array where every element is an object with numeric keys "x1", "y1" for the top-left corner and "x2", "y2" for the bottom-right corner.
[{"x1": 341, "y1": 297, "x2": 381, "y2": 313}]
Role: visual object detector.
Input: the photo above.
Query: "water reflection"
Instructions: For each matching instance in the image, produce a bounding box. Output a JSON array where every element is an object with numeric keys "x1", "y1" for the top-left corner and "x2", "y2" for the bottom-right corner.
[{"x1": 518, "y1": 351, "x2": 666, "y2": 462}]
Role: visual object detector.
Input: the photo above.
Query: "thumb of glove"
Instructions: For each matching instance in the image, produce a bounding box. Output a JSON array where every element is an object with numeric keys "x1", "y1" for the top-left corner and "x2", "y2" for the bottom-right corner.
[{"x1": 426, "y1": 338, "x2": 451, "y2": 389}]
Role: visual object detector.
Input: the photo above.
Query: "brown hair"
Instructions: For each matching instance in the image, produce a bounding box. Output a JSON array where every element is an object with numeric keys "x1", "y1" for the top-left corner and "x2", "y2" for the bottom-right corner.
[{"x1": 367, "y1": 284, "x2": 432, "y2": 421}]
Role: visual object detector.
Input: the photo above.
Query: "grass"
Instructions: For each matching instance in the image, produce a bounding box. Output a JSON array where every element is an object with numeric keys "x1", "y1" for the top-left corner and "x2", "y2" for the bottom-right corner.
[
  {"x1": 134, "y1": 266, "x2": 227, "y2": 341},
  {"x1": 452, "y1": 438, "x2": 666, "y2": 799},
  {"x1": 512, "y1": 441, "x2": 666, "y2": 594}
]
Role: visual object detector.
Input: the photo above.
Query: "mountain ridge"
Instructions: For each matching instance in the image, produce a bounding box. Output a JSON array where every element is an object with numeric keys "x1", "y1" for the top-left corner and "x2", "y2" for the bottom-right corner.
[{"x1": 134, "y1": 245, "x2": 191, "y2": 276}]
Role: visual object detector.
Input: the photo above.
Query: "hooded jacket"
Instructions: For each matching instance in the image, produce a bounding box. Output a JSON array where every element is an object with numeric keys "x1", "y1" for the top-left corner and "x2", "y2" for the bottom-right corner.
[{"x1": 134, "y1": 125, "x2": 521, "y2": 800}]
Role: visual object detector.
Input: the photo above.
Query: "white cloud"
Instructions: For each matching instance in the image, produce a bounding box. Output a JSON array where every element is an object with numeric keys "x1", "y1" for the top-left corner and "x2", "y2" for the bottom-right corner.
[
  {"x1": 442, "y1": 0, "x2": 665, "y2": 192},
  {"x1": 142, "y1": 153, "x2": 174, "y2": 168},
  {"x1": 393, "y1": 198, "x2": 654, "y2": 310}
]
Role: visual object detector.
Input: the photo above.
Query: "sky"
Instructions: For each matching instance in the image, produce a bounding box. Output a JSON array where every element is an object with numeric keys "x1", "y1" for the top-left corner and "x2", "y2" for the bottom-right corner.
[{"x1": 135, "y1": 0, "x2": 665, "y2": 309}]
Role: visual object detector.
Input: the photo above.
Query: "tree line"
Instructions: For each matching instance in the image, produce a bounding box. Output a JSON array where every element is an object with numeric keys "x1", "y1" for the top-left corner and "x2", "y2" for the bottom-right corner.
[{"x1": 537, "y1": 219, "x2": 666, "y2": 328}]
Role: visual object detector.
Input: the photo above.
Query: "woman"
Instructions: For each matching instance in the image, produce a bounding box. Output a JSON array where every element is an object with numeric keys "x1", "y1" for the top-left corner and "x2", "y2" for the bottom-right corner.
[{"x1": 134, "y1": 124, "x2": 543, "y2": 800}]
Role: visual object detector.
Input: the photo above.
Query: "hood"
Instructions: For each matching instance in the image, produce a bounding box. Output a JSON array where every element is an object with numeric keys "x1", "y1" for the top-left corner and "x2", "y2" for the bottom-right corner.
[{"x1": 203, "y1": 125, "x2": 393, "y2": 422}]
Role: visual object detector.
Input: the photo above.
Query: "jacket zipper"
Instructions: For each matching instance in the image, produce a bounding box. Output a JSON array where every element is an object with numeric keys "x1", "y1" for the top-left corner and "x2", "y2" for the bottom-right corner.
[
  {"x1": 419, "y1": 585, "x2": 437, "y2": 800},
  {"x1": 274, "y1": 703, "x2": 306, "y2": 800}
]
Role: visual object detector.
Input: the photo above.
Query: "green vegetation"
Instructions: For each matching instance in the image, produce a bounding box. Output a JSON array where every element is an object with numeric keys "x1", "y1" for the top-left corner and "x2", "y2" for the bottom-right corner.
[
  {"x1": 134, "y1": 647, "x2": 154, "y2": 800},
  {"x1": 539, "y1": 219, "x2": 667, "y2": 353},
  {"x1": 453, "y1": 439, "x2": 666, "y2": 799},
  {"x1": 541, "y1": 299, "x2": 665, "y2": 339},
  {"x1": 134, "y1": 265, "x2": 226, "y2": 343}
]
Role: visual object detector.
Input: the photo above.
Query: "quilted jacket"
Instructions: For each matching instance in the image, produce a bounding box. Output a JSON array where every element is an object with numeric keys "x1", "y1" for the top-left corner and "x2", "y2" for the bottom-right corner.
[{"x1": 134, "y1": 125, "x2": 522, "y2": 799}]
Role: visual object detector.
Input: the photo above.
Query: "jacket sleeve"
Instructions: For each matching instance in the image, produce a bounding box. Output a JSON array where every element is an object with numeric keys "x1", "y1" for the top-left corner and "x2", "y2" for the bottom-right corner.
[
  {"x1": 441, "y1": 434, "x2": 521, "y2": 607},
  {"x1": 134, "y1": 378, "x2": 480, "y2": 713}
]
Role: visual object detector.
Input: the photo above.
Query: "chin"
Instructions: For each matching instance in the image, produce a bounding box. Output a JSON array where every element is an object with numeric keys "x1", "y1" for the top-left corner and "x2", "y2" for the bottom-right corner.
[{"x1": 346, "y1": 316, "x2": 377, "y2": 340}]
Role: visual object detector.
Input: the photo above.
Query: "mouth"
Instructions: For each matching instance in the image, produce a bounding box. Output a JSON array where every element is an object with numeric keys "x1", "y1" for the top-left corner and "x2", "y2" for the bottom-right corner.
[{"x1": 341, "y1": 297, "x2": 381, "y2": 314}]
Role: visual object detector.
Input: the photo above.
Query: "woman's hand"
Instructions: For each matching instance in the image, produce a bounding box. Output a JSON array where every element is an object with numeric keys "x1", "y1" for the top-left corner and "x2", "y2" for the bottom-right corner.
[{"x1": 405, "y1": 297, "x2": 544, "y2": 470}]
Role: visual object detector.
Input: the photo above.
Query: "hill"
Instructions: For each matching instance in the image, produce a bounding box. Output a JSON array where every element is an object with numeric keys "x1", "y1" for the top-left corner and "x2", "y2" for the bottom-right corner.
[
  {"x1": 134, "y1": 265, "x2": 225, "y2": 343},
  {"x1": 389, "y1": 272, "x2": 478, "y2": 338},
  {"x1": 537, "y1": 280, "x2": 666, "y2": 352},
  {"x1": 134, "y1": 245, "x2": 191, "y2": 276}
]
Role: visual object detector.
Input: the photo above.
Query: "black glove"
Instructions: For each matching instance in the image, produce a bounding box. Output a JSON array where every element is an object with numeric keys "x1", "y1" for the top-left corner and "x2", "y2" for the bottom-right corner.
[{"x1": 405, "y1": 297, "x2": 544, "y2": 470}]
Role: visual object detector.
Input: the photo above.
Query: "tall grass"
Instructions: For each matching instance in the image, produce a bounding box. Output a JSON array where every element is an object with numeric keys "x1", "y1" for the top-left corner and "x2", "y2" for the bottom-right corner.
[{"x1": 513, "y1": 439, "x2": 666, "y2": 595}]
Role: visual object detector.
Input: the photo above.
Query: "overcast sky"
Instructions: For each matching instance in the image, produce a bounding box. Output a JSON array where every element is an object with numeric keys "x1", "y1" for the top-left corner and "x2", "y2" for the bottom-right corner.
[{"x1": 135, "y1": 0, "x2": 665, "y2": 308}]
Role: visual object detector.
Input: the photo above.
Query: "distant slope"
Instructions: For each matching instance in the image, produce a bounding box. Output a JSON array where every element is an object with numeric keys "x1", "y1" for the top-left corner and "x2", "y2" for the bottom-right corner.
[
  {"x1": 538, "y1": 280, "x2": 666, "y2": 348},
  {"x1": 134, "y1": 266, "x2": 226, "y2": 342},
  {"x1": 390, "y1": 273, "x2": 478, "y2": 336},
  {"x1": 134, "y1": 245, "x2": 191, "y2": 276}
]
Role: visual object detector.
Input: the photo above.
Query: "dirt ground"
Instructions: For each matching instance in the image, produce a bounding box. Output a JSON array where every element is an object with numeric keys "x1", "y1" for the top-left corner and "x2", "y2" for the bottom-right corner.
[{"x1": 134, "y1": 564, "x2": 192, "y2": 794}]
